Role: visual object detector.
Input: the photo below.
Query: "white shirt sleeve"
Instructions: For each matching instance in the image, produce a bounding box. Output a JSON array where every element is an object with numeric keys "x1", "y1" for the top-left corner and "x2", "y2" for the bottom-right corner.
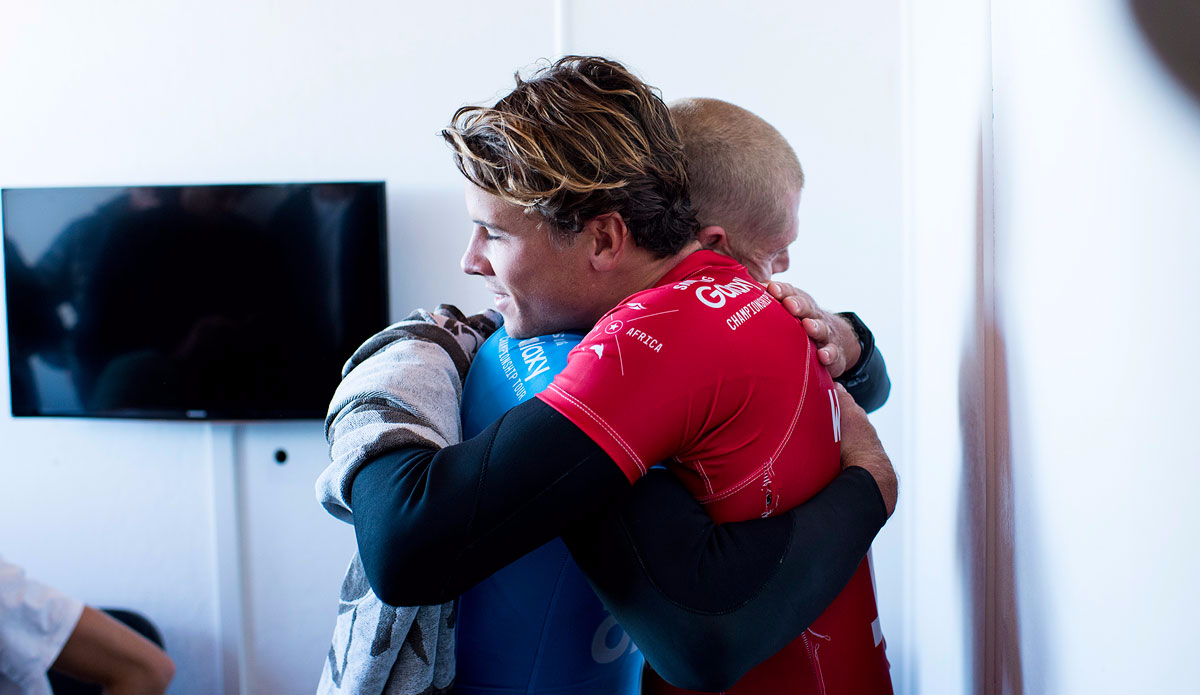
[{"x1": 0, "y1": 556, "x2": 85, "y2": 695}]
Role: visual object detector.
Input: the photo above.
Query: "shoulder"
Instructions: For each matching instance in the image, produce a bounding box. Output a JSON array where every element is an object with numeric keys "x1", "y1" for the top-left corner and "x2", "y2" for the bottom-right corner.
[
  {"x1": 610, "y1": 262, "x2": 786, "y2": 339},
  {"x1": 603, "y1": 257, "x2": 760, "y2": 324}
]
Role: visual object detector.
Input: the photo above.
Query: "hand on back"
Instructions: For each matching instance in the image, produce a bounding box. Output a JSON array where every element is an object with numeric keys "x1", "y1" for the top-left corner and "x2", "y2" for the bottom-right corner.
[
  {"x1": 833, "y1": 384, "x2": 897, "y2": 517},
  {"x1": 766, "y1": 281, "x2": 862, "y2": 378}
]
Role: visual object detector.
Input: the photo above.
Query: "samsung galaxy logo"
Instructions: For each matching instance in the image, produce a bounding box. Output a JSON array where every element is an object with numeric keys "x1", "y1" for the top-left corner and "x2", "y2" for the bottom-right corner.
[{"x1": 695, "y1": 276, "x2": 760, "y2": 308}]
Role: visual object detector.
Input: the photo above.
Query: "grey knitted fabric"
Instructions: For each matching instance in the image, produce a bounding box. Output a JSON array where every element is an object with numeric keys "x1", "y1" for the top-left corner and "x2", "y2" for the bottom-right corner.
[{"x1": 316, "y1": 305, "x2": 499, "y2": 695}]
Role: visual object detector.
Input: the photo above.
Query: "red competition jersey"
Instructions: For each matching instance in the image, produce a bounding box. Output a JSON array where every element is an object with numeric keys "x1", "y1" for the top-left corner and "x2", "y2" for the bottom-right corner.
[{"x1": 537, "y1": 251, "x2": 891, "y2": 694}]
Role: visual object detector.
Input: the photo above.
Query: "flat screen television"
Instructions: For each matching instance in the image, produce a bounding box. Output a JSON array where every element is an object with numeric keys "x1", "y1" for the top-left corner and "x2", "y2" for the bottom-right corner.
[{"x1": 3, "y1": 182, "x2": 388, "y2": 419}]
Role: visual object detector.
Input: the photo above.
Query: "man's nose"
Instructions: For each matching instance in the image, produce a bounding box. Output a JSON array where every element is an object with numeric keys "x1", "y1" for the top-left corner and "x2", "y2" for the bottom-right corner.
[{"x1": 461, "y1": 234, "x2": 492, "y2": 276}]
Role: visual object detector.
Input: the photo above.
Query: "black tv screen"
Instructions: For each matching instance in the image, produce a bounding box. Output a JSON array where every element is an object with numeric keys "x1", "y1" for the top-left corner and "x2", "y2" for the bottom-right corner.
[{"x1": 3, "y1": 182, "x2": 388, "y2": 419}]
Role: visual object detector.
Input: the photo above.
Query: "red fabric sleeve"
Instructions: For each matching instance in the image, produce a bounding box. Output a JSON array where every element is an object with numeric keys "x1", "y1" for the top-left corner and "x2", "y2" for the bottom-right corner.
[{"x1": 536, "y1": 299, "x2": 702, "y2": 483}]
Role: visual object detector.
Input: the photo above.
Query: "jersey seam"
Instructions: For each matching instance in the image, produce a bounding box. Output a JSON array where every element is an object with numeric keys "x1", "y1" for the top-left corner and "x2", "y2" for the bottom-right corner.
[
  {"x1": 692, "y1": 458, "x2": 715, "y2": 497},
  {"x1": 695, "y1": 340, "x2": 815, "y2": 506},
  {"x1": 766, "y1": 338, "x2": 813, "y2": 464},
  {"x1": 546, "y1": 383, "x2": 646, "y2": 477},
  {"x1": 697, "y1": 460, "x2": 773, "y2": 503}
]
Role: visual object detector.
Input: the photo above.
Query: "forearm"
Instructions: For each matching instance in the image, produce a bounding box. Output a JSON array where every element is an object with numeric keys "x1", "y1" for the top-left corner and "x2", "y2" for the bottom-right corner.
[
  {"x1": 562, "y1": 467, "x2": 887, "y2": 691},
  {"x1": 317, "y1": 305, "x2": 499, "y2": 523},
  {"x1": 350, "y1": 398, "x2": 630, "y2": 606},
  {"x1": 51, "y1": 606, "x2": 175, "y2": 695}
]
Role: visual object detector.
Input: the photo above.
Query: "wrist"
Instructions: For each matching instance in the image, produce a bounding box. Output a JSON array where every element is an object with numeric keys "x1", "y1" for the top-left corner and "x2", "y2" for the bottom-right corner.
[
  {"x1": 847, "y1": 454, "x2": 897, "y2": 518},
  {"x1": 834, "y1": 312, "x2": 874, "y2": 388},
  {"x1": 833, "y1": 315, "x2": 862, "y2": 371}
]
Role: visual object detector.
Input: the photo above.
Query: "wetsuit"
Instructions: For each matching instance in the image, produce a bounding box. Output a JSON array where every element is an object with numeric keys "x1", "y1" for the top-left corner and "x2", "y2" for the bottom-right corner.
[
  {"x1": 349, "y1": 251, "x2": 891, "y2": 690},
  {"x1": 537, "y1": 251, "x2": 891, "y2": 694},
  {"x1": 454, "y1": 537, "x2": 644, "y2": 695},
  {"x1": 455, "y1": 330, "x2": 644, "y2": 695}
]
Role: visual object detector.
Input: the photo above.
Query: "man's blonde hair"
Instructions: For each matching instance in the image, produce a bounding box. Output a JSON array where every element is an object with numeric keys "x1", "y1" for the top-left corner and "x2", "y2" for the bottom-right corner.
[
  {"x1": 670, "y1": 98, "x2": 804, "y2": 246},
  {"x1": 442, "y1": 56, "x2": 698, "y2": 258}
]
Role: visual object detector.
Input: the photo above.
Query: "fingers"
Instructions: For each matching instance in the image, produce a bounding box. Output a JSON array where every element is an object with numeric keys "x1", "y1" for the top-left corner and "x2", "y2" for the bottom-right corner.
[
  {"x1": 836, "y1": 387, "x2": 875, "y2": 453},
  {"x1": 802, "y1": 316, "x2": 830, "y2": 343},
  {"x1": 834, "y1": 384, "x2": 898, "y2": 515},
  {"x1": 768, "y1": 282, "x2": 818, "y2": 322},
  {"x1": 835, "y1": 384, "x2": 871, "y2": 436},
  {"x1": 767, "y1": 281, "x2": 793, "y2": 299},
  {"x1": 767, "y1": 281, "x2": 848, "y2": 374},
  {"x1": 834, "y1": 382, "x2": 862, "y2": 413},
  {"x1": 788, "y1": 295, "x2": 817, "y2": 321},
  {"x1": 804, "y1": 317, "x2": 848, "y2": 373},
  {"x1": 803, "y1": 318, "x2": 834, "y2": 363}
]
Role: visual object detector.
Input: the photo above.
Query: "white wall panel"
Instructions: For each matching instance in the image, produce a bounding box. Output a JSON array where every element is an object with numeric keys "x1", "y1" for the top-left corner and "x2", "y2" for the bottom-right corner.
[
  {"x1": 234, "y1": 422, "x2": 357, "y2": 693},
  {"x1": 0, "y1": 419, "x2": 222, "y2": 692},
  {"x1": 991, "y1": 1, "x2": 1200, "y2": 692},
  {"x1": 904, "y1": 0, "x2": 993, "y2": 691}
]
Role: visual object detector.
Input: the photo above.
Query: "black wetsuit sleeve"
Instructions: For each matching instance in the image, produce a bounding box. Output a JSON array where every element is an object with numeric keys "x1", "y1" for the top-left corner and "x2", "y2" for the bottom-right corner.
[
  {"x1": 562, "y1": 466, "x2": 887, "y2": 692},
  {"x1": 349, "y1": 397, "x2": 629, "y2": 606},
  {"x1": 834, "y1": 311, "x2": 891, "y2": 413}
]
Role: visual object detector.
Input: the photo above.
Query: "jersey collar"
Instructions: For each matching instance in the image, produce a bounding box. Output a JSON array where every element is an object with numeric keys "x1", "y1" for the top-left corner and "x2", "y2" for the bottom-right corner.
[{"x1": 654, "y1": 249, "x2": 749, "y2": 288}]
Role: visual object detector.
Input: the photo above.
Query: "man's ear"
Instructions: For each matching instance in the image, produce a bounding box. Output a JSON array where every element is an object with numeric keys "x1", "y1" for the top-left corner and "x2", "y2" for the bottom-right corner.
[
  {"x1": 583, "y1": 212, "x2": 630, "y2": 271},
  {"x1": 697, "y1": 225, "x2": 735, "y2": 257}
]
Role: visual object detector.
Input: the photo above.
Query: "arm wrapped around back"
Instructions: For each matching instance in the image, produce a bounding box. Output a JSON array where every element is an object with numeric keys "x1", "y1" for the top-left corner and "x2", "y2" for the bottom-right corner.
[{"x1": 563, "y1": 466, "x2": 888, "y2": 692}]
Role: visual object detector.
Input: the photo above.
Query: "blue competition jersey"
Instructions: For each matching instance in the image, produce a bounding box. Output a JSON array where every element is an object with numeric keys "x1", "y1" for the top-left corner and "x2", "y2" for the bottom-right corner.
[{"x1": 456, "y1": 328, "x2": 643, "y2": 695}]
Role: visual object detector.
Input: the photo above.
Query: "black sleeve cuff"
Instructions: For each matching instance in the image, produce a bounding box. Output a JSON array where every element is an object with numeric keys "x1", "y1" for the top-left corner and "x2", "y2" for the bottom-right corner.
[{"x1": 834, "y1": 311, "x2": 891, "y2": 413}]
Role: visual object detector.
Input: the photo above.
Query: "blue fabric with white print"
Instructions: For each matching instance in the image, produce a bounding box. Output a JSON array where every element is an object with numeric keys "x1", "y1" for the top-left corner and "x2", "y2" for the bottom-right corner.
[{"x1": 456, "y1": 327, "x2": 643, "y2": 695}]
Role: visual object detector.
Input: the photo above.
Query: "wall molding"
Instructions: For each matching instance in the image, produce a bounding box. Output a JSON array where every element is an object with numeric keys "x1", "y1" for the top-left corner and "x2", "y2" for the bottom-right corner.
[{"x1": 208, "y1": 423, "x2": 249, "y2": 695}]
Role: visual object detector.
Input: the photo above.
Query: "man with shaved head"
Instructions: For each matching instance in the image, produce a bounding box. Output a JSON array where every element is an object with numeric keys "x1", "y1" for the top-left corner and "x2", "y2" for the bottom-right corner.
[
  {"x1": 603, "y1": 96, "x2": 895, "y2": 693},
  {"x1": 669, "y1": 97, "x2": 889, "y2": 409},
  {"x1": 673, "y1": 97, "x2": 805, "y2": 280}
]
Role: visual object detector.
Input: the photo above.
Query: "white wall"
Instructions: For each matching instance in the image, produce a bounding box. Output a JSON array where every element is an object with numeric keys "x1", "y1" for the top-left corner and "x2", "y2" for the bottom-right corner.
[
  {"x1": 0, "y1": 2, "x2": 546, "y2": 692},
  {"x1": 904, "y1": 0, "x2": 1200, "y2": 693},
  {"x1": 25, "y1": 1, "x2": 1195, "y2": 693},
  {"x1": 0, "y1": 2, "x2": 909, "y2": 693},
  {"x1": 991, "y1": 1, "x2": 1200, "y2": 692},
  {"x1": 903, "y1": 0, "x2": 994, "y2": 690}
]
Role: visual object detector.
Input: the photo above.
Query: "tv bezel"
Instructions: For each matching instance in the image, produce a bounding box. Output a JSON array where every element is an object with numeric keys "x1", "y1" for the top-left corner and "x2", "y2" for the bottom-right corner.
[{"x1": 2, "y1": 180, "x2": 390, "y2": 421}]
